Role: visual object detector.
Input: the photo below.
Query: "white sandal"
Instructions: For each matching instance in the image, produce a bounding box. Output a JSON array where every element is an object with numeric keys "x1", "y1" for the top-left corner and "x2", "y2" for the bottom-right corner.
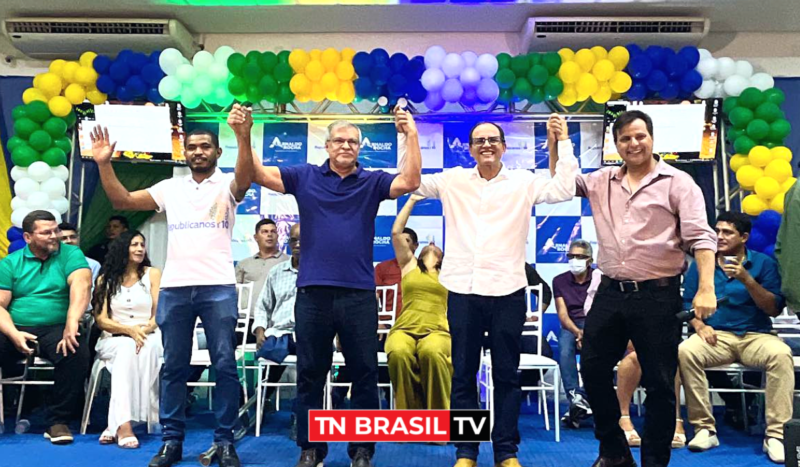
[
  {"x1": 620, "y1": 415, "x2": 641, "y2": 447},
  {"x1": 117, "y1": 435, "x2": 140, "y2": 449},
  {"x1": 98, "y1": 429, "x2": 115, "y2": 445},
  {"x1": 672, "y1": 419, "x2": 687, "y2": 449}
]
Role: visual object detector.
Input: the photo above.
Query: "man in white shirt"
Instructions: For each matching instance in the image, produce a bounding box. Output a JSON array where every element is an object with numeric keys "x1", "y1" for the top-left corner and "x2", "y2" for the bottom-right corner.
[
  {"x1": 90, "y1": 105, "x2": 256, "y2": 467},
  {"x1": 236, "y1": 218, "x2": 289, "y2": 316},
  {"x1": 415, "y1": 117, "x2": 577, "y2": 467}
]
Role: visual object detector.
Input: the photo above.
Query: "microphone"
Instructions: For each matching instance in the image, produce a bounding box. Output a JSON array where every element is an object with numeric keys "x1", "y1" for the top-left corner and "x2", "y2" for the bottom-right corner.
[{"x1": 675, "y1": 297, "x2": 728, "y2": 322}]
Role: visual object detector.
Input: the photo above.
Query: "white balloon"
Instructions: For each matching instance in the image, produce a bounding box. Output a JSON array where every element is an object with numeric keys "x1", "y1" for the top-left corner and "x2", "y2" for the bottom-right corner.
[
  {"x1": 424, "y1": 46, "x2": 447, "y2": 70},
  {"x1": 10, "y1": 196, "x2": 27, "y2": 211},
  {"x1": 714, "y1": 81, "x2": 726, "y2": 98},
  {"x1": 461, "y1": 51, "x2": 478, "y2": 67},
  {"x1": 723, "y1": 75, "x2": 749, "y2": 97},
  {"x1": 698, "y1": 48, "x2": 713, "y2": 60},
  {"x1": 46, "y1": 209, "x2": 62, "y2": 224},
  {"x1": 159, "y1": 48, "x2": 185, "y2": 76},
  {"x1": 750, "y1": 72, "x2": 775, "y2": 91},
  {"x1": 694, "y1": 80, "x2": 716, "y2": 99},
  {"x1": 14, "y1": 178, "x2": 40, "y2": 200},
  {"x1": 41, "y1": 177, "x2": 66, "y2": 199},
  {"x1": 11, "y1": 208, "x2": 32, "y2": 229},
  {"x1": 52, "y1": 197, "x2": 69, "y2": 215},
  {"x1": 10, "y1": 166, "x2": 28, "y2": 182},
  {"x1": 27, "y1": 191, "x2": 52, "y2": 210},
  {"x1": 475, "y1": 53, "x2": 499, "y2": 79},
  {"x1": 52, "y1": 165, "x2": 70, "y2": 182},
  {"x1": 735, "y1": 60, "x2": 754, "y2": 79},
  {"x1": 27, "y1": 161, "x2": 52, "y2": 183},
  {"x1": 192, "y1": 50, "x2": 215, "y2": 71},
  {"x1": 214, "y1": 46, "x2": 236, "y2": 63},
  {"x1": 715, "y1": 57, "x2": 736, "y2": 81},
  {"x1": 696, "y1": 58, "x2": 719, "y2": 80},
  {"x1": 441, "y1": 53, "x2": 465, "y2": 79}
]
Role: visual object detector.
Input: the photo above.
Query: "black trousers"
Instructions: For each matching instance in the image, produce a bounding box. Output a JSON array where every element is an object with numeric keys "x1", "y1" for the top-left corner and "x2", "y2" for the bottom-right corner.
[
  {"x1": 580, "y1": 279, "x2": 682, "y2": 467},
  {"x1": 0, "y1": 324, "x2": 90, "y2": 426}
]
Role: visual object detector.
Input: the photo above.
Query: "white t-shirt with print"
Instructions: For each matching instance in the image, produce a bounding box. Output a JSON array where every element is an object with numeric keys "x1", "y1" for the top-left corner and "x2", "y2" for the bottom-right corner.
[{"x1": 147, "y1": 169, "x2": 237, "y2": 288}]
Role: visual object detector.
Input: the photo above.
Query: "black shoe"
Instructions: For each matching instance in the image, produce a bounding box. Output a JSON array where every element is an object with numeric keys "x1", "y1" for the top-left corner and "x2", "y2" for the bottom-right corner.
[
  {"x1": 351, "y1": 447, "x2": 373, "y2": 467},
  {"x1": 217, "y1": 443, "x2": 240, "y2": 467},
  {"x1": 295, "y1": 449, "x2": 324, "y2": 467},
  {"x1": 561, "y1": 414, "x2": 580, "y2": 429},
  {"x1": 589, "y1": 452, "x2": 637, "y2": 467},
  {"x1": 148, "y1": 443, "x2": 183, "y2": 467}
]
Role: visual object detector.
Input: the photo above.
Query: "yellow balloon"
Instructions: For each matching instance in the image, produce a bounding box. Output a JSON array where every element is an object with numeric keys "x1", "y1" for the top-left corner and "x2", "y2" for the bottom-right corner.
[
  {"x1": 574, "y1": 48, "x2": 596, "y2": 73},
  {"x1": 310, "y1": 83, "x2": 326, "y2": 102},
  {"x1": 341, "y1": 47, "x2": 356, "y2": 62},
  {"x1": 335, "y1": 61, "x2": 355, "y2": 81},
  {"x1": 558, "y1": 85, "x2": 578, "y2": 107},
  {"x1": 64, "y1": 83, "x2": 86, "y2": 105},
  {"x1": 305, "y1": 60, "x2": 324, "y2": 82},
  {"x1": 770, "y1": 146, "x2": 793, "y2": 162},
  {"x1": 736, "y1": 165, "x2": 764, "y2": 188},
  {"x1": 86, "y1": 89, "x2": 108, "y2": 105},
  {"x1": 309, "y1": 49, "x2": 322, "y2": 60},
  {"x1": 62, "y1": 61, "x2": 80, "y2": 83},
  {"x1": 37, "y1": 72, "x2": 63, "y2": 98},
  {"x1": 289, "y1": 74, "x2": 312, "y2": 96},
  {"x1": 729, "y1": 154, "x2": 750, "y2": 173},
  {"x1": 558, "y1": 61, "x2": 581, "y2": 84},
  {"x1": 592, "y1": 83, "x2": 612, "y2": 104},
  {"x1": 49, "y1": 59, "x2": 67, "y2": 77},
  {"x1": 608, "y1": 46, "x2": 630, "y2": 70},
  {"x1": 748, "y1": 145, "x2": 772, "y2": 168},
  {"x1": 609, "y1": 71, "x2": 633, "y2": 94},
  {"x1": 592, "y1": 59, "x2": 615, "y2": 82},
  {"x1": 79, "y1": 51, "x2": 98, "y2": 68},
  {"x1": 33, "y1": 74, "x2": 42, "y2": 89},
  {"x1": 289, "y1": 49, "x2": 311, "y2": 73},
  {"x1": 22, "y1": 87, "x2": 47, "y2": 104},
  {"x1": 74, "y1": 67, "x2": 98, "y2": 87},
  {"x1": 320, "y1": 72, "x2": 340, "y2": 93},
  {"x1": 296, "y1": 93, "x2": 311, "y2": 103},
  {"x1": 742, "y1": 194, "x2": 768, "y2": 216},
  {"x1": 48, "y1": 96, "x2": 72, "y2": 117},
  {"x1": 321, "y1": 48, "x2": 341, "y2": 71},
  {"x1": 770, "y1": 192, "x2": 785, "y2": 214},
  {"x1": 591, "y1": 46, "x2": 608, "y2": 61},
  {"x1": 783, "y1": 177, "x2": 797, "y2": 192},
  {"x1": 576, "y1": 73, "x2": 599, "y2": 97},
  {"x1": 326, "y1": 91, "x2": 338, "y2": 102},
  {"x1": 765, "y1": 159, "x2": 793, "y2": 183},
  {"x1": 558, "y1": 48, "x2": 575, "y2": 63},
  {"x1": 755, "y1": 176, "x2": 781, "y2": 200},
  {"x1": 337, "y1": 81, "x2": 356, "y2": 104}
]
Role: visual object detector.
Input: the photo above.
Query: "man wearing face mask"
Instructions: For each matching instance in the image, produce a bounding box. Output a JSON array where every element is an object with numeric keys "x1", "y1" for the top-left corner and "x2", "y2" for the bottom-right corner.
[{"x1": 552, "y1": 239, "x2": 601, "y2": 428}]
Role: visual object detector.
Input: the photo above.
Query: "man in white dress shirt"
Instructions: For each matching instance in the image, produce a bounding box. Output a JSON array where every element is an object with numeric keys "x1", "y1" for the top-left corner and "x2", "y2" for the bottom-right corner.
[{"x1": 415, "y1": 117, "x2": 577, "y2": 467}]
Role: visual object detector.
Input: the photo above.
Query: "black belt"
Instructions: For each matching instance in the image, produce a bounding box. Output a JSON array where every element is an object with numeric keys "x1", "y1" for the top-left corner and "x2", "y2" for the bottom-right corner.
[{"x1": 601, "y1": 275, "x2": 680, "y2": 293}]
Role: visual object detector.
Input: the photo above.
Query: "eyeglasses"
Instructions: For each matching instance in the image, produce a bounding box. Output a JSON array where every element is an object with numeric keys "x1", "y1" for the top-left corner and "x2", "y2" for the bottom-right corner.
[
  {"x1": 329, "y1": 138, "x2": 360, "y2": 148},
  {"x1": 470, "y1": 137, "x2": 504, "y2": 147},
  {"x1": 288, "y1": 237, "x2": 300, "y2": 245},
  {"x1": 566, "y1": 253, "x2": 591, "y2": 260}
]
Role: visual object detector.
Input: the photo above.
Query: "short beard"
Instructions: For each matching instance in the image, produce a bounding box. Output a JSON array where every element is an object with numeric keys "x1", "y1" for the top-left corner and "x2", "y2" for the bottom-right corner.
[{"x1": 189, "y1": 163, "x2": 215, "y2": 174}]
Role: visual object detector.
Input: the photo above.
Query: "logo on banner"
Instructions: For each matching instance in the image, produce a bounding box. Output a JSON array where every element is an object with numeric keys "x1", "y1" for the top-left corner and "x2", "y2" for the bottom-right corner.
[
  {"x1": 309, "y1": 410, "x2": 490, "y2": 442},
  {"x1": 361, "y1": 137, "x2": 393, "y2": 152},
  {"x1": 447, "y1": 137, "x2": 469, "y2": 152},
  {"x1": 268, "y1": 137, "x2": 304, "y2": 151},
  {"x1": 419, "y1": 138, "x2": 438, "y2": 151},
  {"x1": 535, "y1": 216, "x2": 582, "y2": 263}
]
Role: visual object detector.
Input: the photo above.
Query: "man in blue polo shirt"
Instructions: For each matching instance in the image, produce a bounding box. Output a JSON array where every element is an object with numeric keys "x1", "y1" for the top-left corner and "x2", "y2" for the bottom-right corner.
[
  {"x1": 242, "y1": 106, "x2": 421, "y2": 467},
  {"x1": 679, "y1": 210, "x2": 792, "y2": 464}
]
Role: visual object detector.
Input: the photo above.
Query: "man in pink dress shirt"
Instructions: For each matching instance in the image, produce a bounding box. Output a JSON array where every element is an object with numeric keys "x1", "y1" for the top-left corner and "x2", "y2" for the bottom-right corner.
[{"x1": 548, "y1": 111, "x2": 718, "y2": 467}]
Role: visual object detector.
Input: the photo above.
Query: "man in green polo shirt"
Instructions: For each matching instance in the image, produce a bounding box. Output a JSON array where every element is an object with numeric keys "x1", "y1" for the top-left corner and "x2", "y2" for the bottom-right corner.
[{"x1": 0, "y1": 210, "x2": 92, "y2": 444}]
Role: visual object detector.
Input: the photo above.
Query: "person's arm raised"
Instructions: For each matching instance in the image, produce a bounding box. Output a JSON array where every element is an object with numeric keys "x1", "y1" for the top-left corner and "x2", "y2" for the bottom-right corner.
[
  {"x1": 91, "y1": 126, "x2": 159, "y2": 211},
  {"x1": 227, "y1": 104, "x2": 258, "y2": 201},
  {"x1": 389, "y1": 107, "x2": 422, "y2": 199},
  {"x1": 392, "y1": 194, "x2": 422, "y2": 273}
]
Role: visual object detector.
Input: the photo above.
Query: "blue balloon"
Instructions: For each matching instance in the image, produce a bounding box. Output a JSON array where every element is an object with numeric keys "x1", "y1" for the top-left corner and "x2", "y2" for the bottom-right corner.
[
  {"x1": 660, "y1": 81, "x2": 680, "y2": 99},
  {"x1": 109, "y1": 61, "x2": 131, "y2": 84},
  {"x1": 352, "y1": 52, "x2": 374, "y2": 76},
  {"x1": 149, "y1": 50, "x2": 162, "y2": 63},
  {"x1": 354, "y1": 77, "x2": 376, "y2": 99},
  {"x1": 8, "y1": 239, "x2": 26, "y2": 254},
  {"x1": 388, "y1": 74, "x2": 408, "y2": 97},
  {"x1": 116, "y1": 86, "x2": 133, "y2": 102},
  {"x1": 117, "y1": 49, "x2": 134, "y2": 62},
  {"x1": 680, "y1": 70, "x2": 703, "y2": 93},
  {"x1": 370, "y1": 48, "x2": 390, "y2": 66},
  {"x1": 403, "y1": 56, "x2": 426, "y2": 81},
  {"x1": 627, "y1": 54, "x2": 653, "y2": 80},
  {"x1": 92, "y1": 55, "x2": 113, "y2": 75},
  {"x1": 665, "y1": 54, "x2": 688, "y2": 79},
  {"x1": 646, "y1": 70, "x2": 668, "y2": 92},
  {"x1": 754, "y1": 209, "x2": 782, "y2": 240},
  {"x1": 96, "y1": 75, "x2": 117, "y2": 94},
  {"x1": 407, "y1": 81, "x2": 427, "y2": 104},
  {"x1": 370, "y1": 66, "x2": 392, "y2": 86},
  {"x1": 126, "y1": 75, "x2": 147, "y2": 97},
  {"x1": 6, "y1": 226, "x2": 22, "y2": 242},
  {"x1": 129, "y1": 52, "x2": 149, "y2": 73},
  {"x1": 141, "y1": 63, "x2": 164, "y2": 86},
  {"x1": 645, "y1": 45, "x2": 666, "y2": 68},
  {"x1": 747, "y1": 229, "x2": 770, "y2": 252},
  {"x1": 626, "y1": 81, "x2": 648, "y2": 101},
  {"x1": 147, "y1": 87, "x2": 164, "y2": 104},
  {"x1": 678, "y1": 46, "x2": 700, "y2": 69},
  {"x1": 389, "y1": 53, "x2": 409, "y2": 73},
  {"x1": 374, "y1": 84, "x2": 388, "y2": 99},
  {"x1": 626, "y1": 43, "x2": 644, "y2": 57}
]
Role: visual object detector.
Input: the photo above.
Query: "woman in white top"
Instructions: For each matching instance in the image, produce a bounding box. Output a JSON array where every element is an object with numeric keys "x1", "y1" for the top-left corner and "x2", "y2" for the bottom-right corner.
[{"x1": 93, "y1": 230, "x2": 162, "y2": 449}]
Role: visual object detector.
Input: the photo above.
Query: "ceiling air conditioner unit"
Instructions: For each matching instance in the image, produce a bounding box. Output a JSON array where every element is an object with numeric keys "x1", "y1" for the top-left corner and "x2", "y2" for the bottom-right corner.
[
  {"x1": 2, "y1": 18, "x2": 197, "y2": 59},
  {"x1": 521, "y1": 17, "x2": 709, "y2": 52}
]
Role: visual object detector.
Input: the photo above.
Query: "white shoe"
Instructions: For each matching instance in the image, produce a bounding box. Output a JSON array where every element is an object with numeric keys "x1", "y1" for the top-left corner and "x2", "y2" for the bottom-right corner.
[
  {"x1": 688, "y1": 429, "x2": 720, "y2": 452},
  {"x1": 763, "y1": 438, "x2": 785, "y2": 464}
]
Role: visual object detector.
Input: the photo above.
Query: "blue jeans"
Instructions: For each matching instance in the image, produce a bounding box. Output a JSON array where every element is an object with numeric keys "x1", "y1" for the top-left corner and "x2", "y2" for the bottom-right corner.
[
  {"x1": 559, "y1": 320, "x2": 585, "y2": 401},
  {"x1": 156, "y1": 285, "x2": 239, "y2": 444}
]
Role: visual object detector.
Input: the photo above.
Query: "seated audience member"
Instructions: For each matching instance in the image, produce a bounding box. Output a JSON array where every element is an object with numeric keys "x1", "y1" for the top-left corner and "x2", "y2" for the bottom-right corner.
[
  {"x1": 517, "y1": 264, "x2": 553, "y2": 392},
  {"x1": 524, "y1": 263, "x2": 553, "y2": 310},
  {"x1": 679, "y1": 211, "x2": 791, "y2": 463},
  {"x1": 553, "y1": 239, "x2": 600, "y2": 427},
  {"x1": 59, "y1": 223, "x2": 101, "y2": 284},
  {"x1": 236, "y1": 218, "x2": 289, "y2": 317},
  {"x1": 375, "y1": 227, "x2": 418, "y2": 320},
  {"x1": 253, "y1": 223, "x2": 300, "y2": 440},
  {"x1": 87, "y1": 215, "x2": 129, "y2": 264},
  {"x1": 0, "y1": 210, "x2": 92, "y2": 444},
  {"x1": 93, "y1": 231, "x2": 163, "y2": 449},
  {"x1": 384, "y1": 195, "x2": 451, "y2": 410}
]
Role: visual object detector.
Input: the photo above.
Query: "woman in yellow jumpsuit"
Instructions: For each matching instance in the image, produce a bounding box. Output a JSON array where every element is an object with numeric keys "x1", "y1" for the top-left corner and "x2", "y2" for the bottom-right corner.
[{"x1": 385, "y1": 194, "x2": 452, "y2": 410}]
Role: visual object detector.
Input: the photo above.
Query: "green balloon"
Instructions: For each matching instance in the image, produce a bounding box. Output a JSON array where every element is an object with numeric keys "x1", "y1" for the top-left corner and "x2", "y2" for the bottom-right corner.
[
  {"x1": 263, "y1": 93, "x2": 277, "y2": 104},
  {"x1": 722, "y1": 97, "x2": 738, "y2": 115},
  {"x1": 258, "y1": 75, "x2": 278, "y2": 97},
  {"x1": 527, "y1": 53, "x2": 542, "y2": 66},
  {"x1": 246, "y1": 85, "x2": 262, "y2": 104},
  {"x1": 25, "y1": 101, "x2": 51, "y2": 123},
  {"x1": 543, "y1": 76, "x2": 564, "y2": 101},
  {"x1": 733, "y1": 135, "x2": 757, "y2": 155},
  {"x1": 512, "y1": 77, "x2": 533, "y2": 101},
  {"x1": 728, "y1": 107, "x2": 753, "y2": 130},
  {"x1": 273, "y1": 62, "x2": 294, "y2": 84},
  {"x1": 764, "y1": 141, "x2": 778, "y2": 149},
  {"x1": 11, "y1": 145, "x2": 39, "y2": 167},
  {"x1": 243, "y1": 62, "x2": 262, "y2": 85},
  {"x1": 737, "y1": 87, "x2": 764, "y2": 109},
  {"x1": 495, "y1": 69, "x2": 516, "y2": 89},
  {"x1": 246, "y1": 50, "x2": 262, "y2": 63},
  {"x1": 12, "y1": 105, "x2": 27, "y2": 121},
  {"x1": 62, "y1": 110, "x2": 76, "y2": 128},
  {"x1": 28, "y1": 130, "x2": 53, "y2": 152},
  {"x1": 510, "y1": 55, "x2": 530, "y2": 78},
  {"x1": 542, "y1": 52, "x2": 562, "y2": 75},
  {"x1": 7, "y1": 136, "x2": 27, "y2": 153},
  {"x1": 769, "y1": 119, "x2": 791, "y2": 141},
  {"x1": 529, "y1": 86, "x2": 545, "y2": 104},
  {"x1": 727, "y1": 127, "x2": 745, "y2": 143},
  {"x1": 754, "y1": 102, "x2": 783, "y2": 124},
  {"x1": 527, "y1": 65, "x2": 549, "y2": 87},
  {"x1": 42, "y1": 147, "x2": 67, "y2": 167},
  {"x1": 259, "y1": 52, "x2": 278, "y2": 74},
  {"x1": 277, "y1": 50, "x2": 290, "y2": 64},
  {"x1": 53, "y1": 137, "x2": 72, "y2": 155},
  {"x1": 496, "y1": 53, "x2": 512, "y2": 70},
  {"x1": 276, "y1": 83, "x2": 294, "y2": 104},
  {"x1": 228, "y1": 76, "x2": 248, "y2": 96},
  {"x1": 497, "y1": 88, "x2": 513, "y2": 105},
  {"x1": 43, "y1": 117, "x2": 68, "y2": 138},
  {"x1": 762, "y1": 87, "x2": 785, "y2": 106},
  {"x1": 227, "y1": 53, "x2": 247, "y2": 76},
  {"x1": 746, "y1": 119, "x2": 769, "y2": 141},
  {"x1": 14, "y1": 118, "x2": 40, "y2": 139}
]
